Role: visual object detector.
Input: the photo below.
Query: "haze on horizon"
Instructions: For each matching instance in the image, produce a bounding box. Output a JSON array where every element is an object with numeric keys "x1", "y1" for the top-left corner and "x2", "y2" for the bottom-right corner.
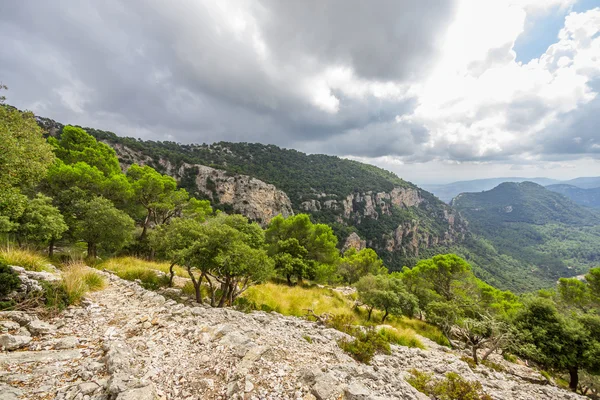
[{"x1": 1, "y1": 0, "x2": 599, "y2": 185}]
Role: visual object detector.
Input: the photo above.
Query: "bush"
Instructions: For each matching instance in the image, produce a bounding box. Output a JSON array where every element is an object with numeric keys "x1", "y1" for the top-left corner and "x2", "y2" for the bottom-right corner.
[
  {"x1": 234, "y1": 297, "x2": 258, "y2": 313},
  {"x1": 460, "y1": 355, "x2": 478, "y2": 370},
  {"x1": 0, "y1": 247, "x2": 51, "y2": 271},
  {"x1": 502, "y1": 353, "x2": 517, "y2": 363},
  {"x1": 406, "y1": 369, "x2": 492, "y2": 400},
  {"x1": 481, "y1": 359, "x2": 505, "y2": 372},
  {"x1": 0, "y1": 261, "x2": 20, "y2": 297},
  {"x1": 338, "y1": 328, "x2": 391, "y2": 364}
]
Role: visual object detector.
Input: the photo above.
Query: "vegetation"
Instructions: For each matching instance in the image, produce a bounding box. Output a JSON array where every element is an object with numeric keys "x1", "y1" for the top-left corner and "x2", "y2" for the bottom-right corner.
[
  {"x1": 453, "y1": 182, "x2": 600, "y2": 289},
  {"x1": 0, "y1": 247, "x2": 52, "y2": 271},
  {"x1": 0, "y1": 261, "x2": 20, "y2": 298},
  {"x1": 406, "y1": 369, "x2": 493, "y2": 400},
  {"x1": 61, "y1": 262, "x2": 106, "y2": 304}
]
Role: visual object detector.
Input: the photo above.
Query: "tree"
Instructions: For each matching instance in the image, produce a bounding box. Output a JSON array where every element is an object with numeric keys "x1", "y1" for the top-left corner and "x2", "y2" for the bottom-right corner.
[
  {"x1": 149, "y1": 217, "x2": 207, "y2": 286},
  {"x1": 16, "y1": 194, "x2": 68, "y2": 256},
  {"x1": 451, "y1": 317, "x2": 512, "y2": 365},
  {"x1": 265, "y1": 214, "x2": 338, "y2": 284},
  {"x1": 514, "y1": 297, "x2": 600, "y2": 391},
  {"x1": 178, "y1": 214, "x2": 273, "y2": 306},
  {"x1": 338, "y1": 247, "x2": 386, "y2": 285},
  {"x1": 355, "y1": 274, "x2": 418, "y2": 322},
  {"x1": 48, "y1": 125, "x2": 121, "y2": 177},
  {"x1": 411, "y1": 254, "x2": 472, "y2": 302},
  {"x1": 127, "y1": 164, "x2": 187, "y2": 239},
  {"x1": 0, "y1": 93, "x2": 54, "y2": 228},
  {"x1": 75, "y1": 197, "x2": 135, "y2": 259}
]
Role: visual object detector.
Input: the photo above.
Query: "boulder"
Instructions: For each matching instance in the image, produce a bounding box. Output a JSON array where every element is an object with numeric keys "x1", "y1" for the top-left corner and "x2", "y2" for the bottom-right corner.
[
  {"x1": 0, "y1": 334, "x2": 31, "y2": 350},
  {"x1": 27, "y1": 320, "x2": 55, "y2": 336},
  {"x1": 116, "y1": 385, "x2": 157, "y2": 400}
]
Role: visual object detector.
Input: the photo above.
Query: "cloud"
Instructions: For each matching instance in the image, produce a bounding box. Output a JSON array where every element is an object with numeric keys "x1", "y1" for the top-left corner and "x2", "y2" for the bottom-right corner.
[{"x1": 0, "y1": 0, "x2": 598, "y2": 183}]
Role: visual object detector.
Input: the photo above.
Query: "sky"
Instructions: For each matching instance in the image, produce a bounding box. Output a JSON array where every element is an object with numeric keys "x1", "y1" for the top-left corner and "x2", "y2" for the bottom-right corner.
[{"x1": 1, "y1": 0, "x2": 599, "y2": 185}]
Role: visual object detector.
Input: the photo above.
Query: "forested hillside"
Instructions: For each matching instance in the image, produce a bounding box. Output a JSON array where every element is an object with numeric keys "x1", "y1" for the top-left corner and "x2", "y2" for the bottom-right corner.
[
  {"x1": 546, "y1": 184, "x2": 600, "y2": 208},
  {"x1": 35, "y1": 116, "x2": 468, "y2": 274},
  {"x1": 453, "y1": 182, "x2": 600, "y2": 287}
]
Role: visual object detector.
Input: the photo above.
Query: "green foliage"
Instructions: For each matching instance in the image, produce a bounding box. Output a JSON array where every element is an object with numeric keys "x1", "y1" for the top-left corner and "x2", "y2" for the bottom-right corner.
[
  {"x1": 15, "y1": 194, "x2": 67, "y2": 247},
  {"x1": 338, "y1": 247, "x2": 386, "y2": 284},
  {"x1": 266, "y1": 214, "x2": 338, "y2": 284},
  {"x1": 338, "y1": 328, "x2": 391, "y2": 364},
  {"x1": 75, "y1": 197, "x2": 135, "y2": 259},
  {"x1": 49, "y1": 125, "x2": 122, "y2": 177},
  {"x1": 406, "y1": 369, "x2": 492, "y2": 400},
  {"x1": 0, "y1": 247, "x2": 52, "y2": 272},
  {"x1": 0, "y1": 261, "x2": 20, "y2": 297},
  {"x1": 355, "y1": 274, "x2": 418, "y2": 322},
  {"x1": 0, "y1": 102, "x2": 54, "y2": 227},
  {"x1": 453, "y1": 182, "x2": 600, "y2": 289}
]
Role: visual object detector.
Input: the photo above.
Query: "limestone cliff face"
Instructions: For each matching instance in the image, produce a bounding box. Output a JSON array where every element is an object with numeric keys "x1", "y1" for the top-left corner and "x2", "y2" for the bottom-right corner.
[
  {"x1": 180, "y1": 163, "x2": 293, "y2": 224},
  {"x1": 301, "y1": 187, "x2": 466, "y2": 260},
  {"x1": 111, "y1": 144, "x2": 293, "y2": 225}
]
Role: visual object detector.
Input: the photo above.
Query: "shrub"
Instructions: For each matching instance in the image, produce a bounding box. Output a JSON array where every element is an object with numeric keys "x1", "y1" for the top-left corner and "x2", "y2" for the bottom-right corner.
[
  {"x1": 338, "y1": 328, "x2": 391, "y2": 364},
  {"x1": 0, "y1": 261, "x2": 20, "y2": 297},
  {"x1": 406, "y1": 369, "x2": 492, "y2": 400},
  {"x1": 327, "y1": 314, "x2": 357, "y2": 335},
  {"x1": 0, "y1": 247, "x2": 51, "y2": 272},
  {"x1": 234, "y1": 297, "x2": 258, "y2": 313},
  {"x1": 303, "y1": 335, "x2": 313, "y2": 344},
  {"x1": 460, "y1": 355, "x2": 478, "y2": 370},
  {"x1": 502, "y1": 353, "x2": 517, "y2": 363},
  {"x1": 406, "y1": 369, "x2": 434, "y2": 393}
]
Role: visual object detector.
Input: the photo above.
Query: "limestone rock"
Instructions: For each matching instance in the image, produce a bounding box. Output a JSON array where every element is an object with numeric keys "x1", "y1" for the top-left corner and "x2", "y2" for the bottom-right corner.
[
  {"x1": 116, "y1": 385, "x2": 156, "y2": 400},
  {"x1": 27, "y1": 320, "x2": 55, "y2": 336},
  {"x1": 342, "y1": 232, "x2": 366, "y2": 252},
  {"x1": 0, "y1": 334, "x2": 31, "y2": 350}
]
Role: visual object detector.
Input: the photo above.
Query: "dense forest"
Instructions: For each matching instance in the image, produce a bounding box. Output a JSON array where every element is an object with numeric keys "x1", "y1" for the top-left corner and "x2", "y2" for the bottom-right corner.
[{"x1": 453, "y1": 182, "x2": 600, "y2": 286}]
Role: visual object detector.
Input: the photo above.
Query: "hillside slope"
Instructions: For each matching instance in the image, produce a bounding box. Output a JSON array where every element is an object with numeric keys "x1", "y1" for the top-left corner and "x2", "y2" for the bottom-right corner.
[
  {"x1": 1, "y1": 268, "x2": 585, "y2": 400},
  {"x1": 452, "y1": 182, "x2": 600, "y2": 287},
  {"x1": 37, "y1": 116, "x2": 467, "y2": 272},
  {"x1": 546, "y1": 184, "x2": 600, "y2": 208}
]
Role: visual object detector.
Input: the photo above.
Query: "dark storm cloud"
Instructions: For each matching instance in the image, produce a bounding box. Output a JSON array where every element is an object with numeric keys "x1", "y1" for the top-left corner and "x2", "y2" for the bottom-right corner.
[{"x1": 0, "y1": 0, "x2": 457, "y2": 155}]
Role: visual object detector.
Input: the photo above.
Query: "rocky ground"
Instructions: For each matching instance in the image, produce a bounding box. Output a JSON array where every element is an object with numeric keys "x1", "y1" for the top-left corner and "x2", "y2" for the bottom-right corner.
[{"x1": 0, "y1": 268, "x2": 587, "y2": 400}]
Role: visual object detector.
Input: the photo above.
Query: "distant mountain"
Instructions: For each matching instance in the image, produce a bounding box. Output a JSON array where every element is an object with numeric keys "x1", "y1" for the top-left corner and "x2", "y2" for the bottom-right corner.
[
  {"x1": 559, "y1": 177, "x2": 600, "y2": 189},
  {"x1": 422, "y1": 177, "x2": 560, "y2": 203},
  {"x1": 452, "y1": 182, "x2": 600, "y2": 288},
  {"x1": 546, "y1": 184, "x2": 600, "y2": 208}
]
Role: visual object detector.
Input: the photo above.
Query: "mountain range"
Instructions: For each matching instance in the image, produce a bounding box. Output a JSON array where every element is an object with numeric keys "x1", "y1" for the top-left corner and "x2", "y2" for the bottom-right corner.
[{"x1": 424, "y1": 176, "x2": 600, "y2": 204}]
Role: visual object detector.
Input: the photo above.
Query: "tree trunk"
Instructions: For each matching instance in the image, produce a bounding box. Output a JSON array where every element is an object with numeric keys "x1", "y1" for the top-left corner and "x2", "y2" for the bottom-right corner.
[
  {"x1": 48, "y1": 238, "x2": 55, "y2": 258},
  {"x1": 568, "y1": 365, "x2": 579, "y2": 392},
  {"x1": 367, "y1": 306, "x2": 373, "y2": 321},
  {"x1": 286, "y1": 274, "x2": 292, "y2": 286},
  {"x1": 87, "y1": 242, "x2": 97, "y2": 260},
  {"x1": 140, "y1": 209, "x2": 152, "y2": 240},
  {"x1": 382, "y1": 309, "x2": 389, "y2": 323},
  {"x1": 186, "y1": 265, "x2": 203, "y2": 304},
  {"x1": 168, "y1": 262, "x2": 176, "y2": 287},
  {"x1": 472, "y1": 346, "x2": 479, "y2": 365},
  {"x1": 194, "y1": 280, "x2": 202, "y2": 304}
]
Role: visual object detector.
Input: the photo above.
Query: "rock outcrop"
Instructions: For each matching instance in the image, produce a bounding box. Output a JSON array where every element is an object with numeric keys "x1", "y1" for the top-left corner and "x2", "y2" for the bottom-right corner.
[
  {"x1": 110, "y1": 144, "x2": 294, "y2": 225},
  {"x1": 342, "y1": 232, "x2": 366, "y2": 252}
]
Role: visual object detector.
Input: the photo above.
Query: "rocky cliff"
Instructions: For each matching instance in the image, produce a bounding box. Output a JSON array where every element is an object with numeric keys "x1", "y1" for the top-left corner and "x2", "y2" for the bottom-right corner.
[
  {"x1": 111, "y1": 143, "x2": 293, "y2": 225},
  {"x1": 303, "y1": 187, "x2": 467, "y2": 265}
]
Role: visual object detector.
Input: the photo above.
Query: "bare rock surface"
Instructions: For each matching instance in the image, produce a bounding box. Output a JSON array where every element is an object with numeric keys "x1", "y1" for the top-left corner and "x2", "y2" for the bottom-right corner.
[{"x1": 0, "y1": 271, "x2": 587, "y2": 400}]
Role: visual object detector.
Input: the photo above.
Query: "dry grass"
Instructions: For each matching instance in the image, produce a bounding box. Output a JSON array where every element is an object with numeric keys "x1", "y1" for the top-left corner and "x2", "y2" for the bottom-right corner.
[
  {"x1": 98, "y1": 257, "x2": 175, "y2": 290},
  {"x1": 243, "y1": 282, "x2": 358, "y2": 320},
  {"x1": 0, "y1": 246, "x2": 52, "y2": 272},
  {"x1": 61, "y1": 261, "x2": 106, "y2": 305}
]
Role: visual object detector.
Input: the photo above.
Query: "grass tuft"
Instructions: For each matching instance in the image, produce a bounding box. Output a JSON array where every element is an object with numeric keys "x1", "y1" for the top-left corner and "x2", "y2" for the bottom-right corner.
[
  {"x1": 0, "y1": 247, "x2": 52, "y2": 272},
  {"x1": 61, "y1": 261, "x2": 106, "y2": 304}
]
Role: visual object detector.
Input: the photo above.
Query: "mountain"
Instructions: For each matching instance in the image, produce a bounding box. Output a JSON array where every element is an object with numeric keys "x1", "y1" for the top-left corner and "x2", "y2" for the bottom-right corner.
[
  {"x1": 36, "y1": 116, "x2": 467, "y2": 272},
  {"x1": 546, "y1": 184, "x2": 600, "y2": 208},
  {"x1": 560, "y1": 176, "x2": 600, "y2": 189},
  {"x1": 422, "y1": 177, "x2": 560, "y2": 203},
  {"x1": 452, "y1": 181, "x2": 600, "y2": 288}
]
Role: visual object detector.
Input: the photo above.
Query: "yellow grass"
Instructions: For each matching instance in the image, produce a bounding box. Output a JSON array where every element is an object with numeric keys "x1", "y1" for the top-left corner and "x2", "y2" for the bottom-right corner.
[
  {"x1": 0, "y1": 247, "x2": 52, "y2": 272},
  {"x1": 101, "y1": 256, "x2": 187, "y2": 277},
  {"x1": 243, "y1": 282, "x2": 358, "y2": 320},
  {"x1": 61, "y1": 261, "x2": 106, "y2": 305}
]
